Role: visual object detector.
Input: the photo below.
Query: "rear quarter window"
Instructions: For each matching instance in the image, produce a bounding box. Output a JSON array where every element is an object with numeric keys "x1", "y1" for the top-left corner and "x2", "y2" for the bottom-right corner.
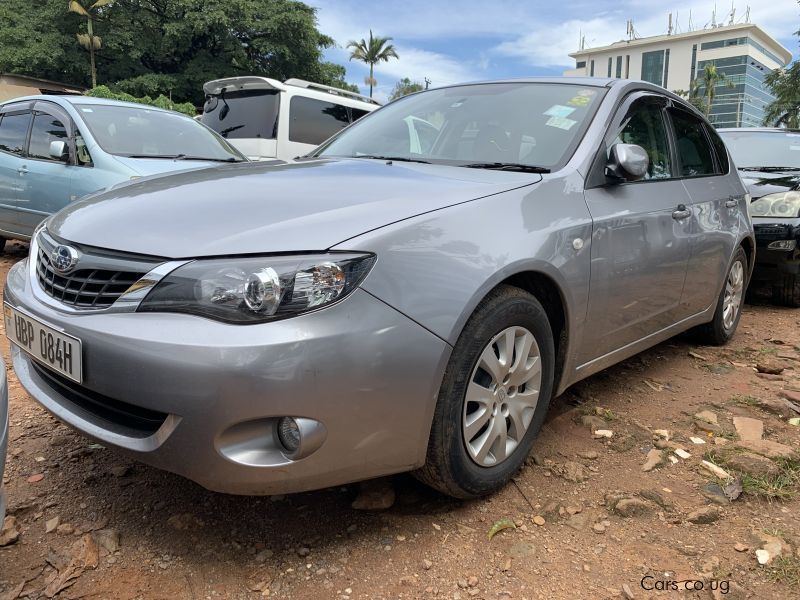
[
  {"x1": 704, "y1": 124, "x2": 730, "y2": 174},
  {"x1": 289, "y1": 97, "x2": 352, "y2": 145}
]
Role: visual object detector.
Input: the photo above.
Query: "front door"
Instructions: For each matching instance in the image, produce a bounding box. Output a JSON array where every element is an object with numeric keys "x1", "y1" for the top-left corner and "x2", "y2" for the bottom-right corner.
[
  {"x1": 580, "y1": 94, "x2": 693, "y2": 365},
  {"x1": 16, "y1": 109, "x2": 74, "y2": 236}
]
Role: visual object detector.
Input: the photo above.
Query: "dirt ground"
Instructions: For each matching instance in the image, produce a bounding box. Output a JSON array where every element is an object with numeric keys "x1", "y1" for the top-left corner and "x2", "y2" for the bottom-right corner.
[{"x1": 1, "y1": 242, "x2": 799, "y2": 600}]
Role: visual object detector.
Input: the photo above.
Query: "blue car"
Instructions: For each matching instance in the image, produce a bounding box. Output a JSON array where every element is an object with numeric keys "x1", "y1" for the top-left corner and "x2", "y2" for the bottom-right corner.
[{"x1": 0, "y1": 96, "x2": 247, "y2": 248}]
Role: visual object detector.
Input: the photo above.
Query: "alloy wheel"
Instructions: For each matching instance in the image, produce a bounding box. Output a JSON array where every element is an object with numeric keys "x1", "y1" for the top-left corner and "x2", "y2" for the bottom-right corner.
[
  {"x1": 462, "y1": 326, "x2": 542, "y2": 467},
  {"x1": 722, "y1": 259, "x2": 744, "y2": 331}
]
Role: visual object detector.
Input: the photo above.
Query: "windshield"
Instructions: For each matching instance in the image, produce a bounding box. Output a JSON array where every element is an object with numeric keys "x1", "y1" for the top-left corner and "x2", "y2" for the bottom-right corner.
[
  {"x1": 316, "y1": 82, "x2": 604, "y2": 169},
  {"x1": 75, "y1": 104, "x2": 245, "y2": 161},
  {"x1": 201, "y1": 89, "x2": 280, "y2": 140},
  {"x1": 719, "y1": 130, "x2": 800, "y2": 169}
]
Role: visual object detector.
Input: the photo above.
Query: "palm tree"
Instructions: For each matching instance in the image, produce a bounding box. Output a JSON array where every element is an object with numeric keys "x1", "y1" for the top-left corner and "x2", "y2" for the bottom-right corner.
[
  {"x1": 346, "y1": 30, "x2": 399, "y2": 98},
  {"x1": 673, "y1": 78, "x2": 707, "y2": 113},
  {"x1": 68, "y1": 0, "x2": 114, "y2": 88},
  {"x1": 699, "y1": 63, "x2": 734, "y2": 118}
]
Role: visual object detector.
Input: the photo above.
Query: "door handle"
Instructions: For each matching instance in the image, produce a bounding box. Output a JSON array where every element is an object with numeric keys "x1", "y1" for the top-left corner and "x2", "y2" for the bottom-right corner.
[
  {"x1": 17, "y1": 166, "x2": 28, "y2": 175},
  {"x1": 672, "y1": 204, "x2": 691, "y2": 220},
  {"x1": 725, "y1": 197, "x2": 738, "y2": 209}
]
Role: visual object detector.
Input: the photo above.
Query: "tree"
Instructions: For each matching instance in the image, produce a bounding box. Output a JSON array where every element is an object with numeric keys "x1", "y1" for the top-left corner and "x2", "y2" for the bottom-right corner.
[
  {"x1": 347, "y1": 30, "x2": 399, "y2": 98},
  {"x1": 763, "y1": 61, "x2": 800, "y2": 127},
  {"x1": 68, "y1": 0, "x2": 114, "y2": 89},
  {"x1": 698, "y1": 63, "x2": 734, "y2": 117},
  {"x1": 673, "y1": 78, "x2": 707, "y2": 113},
  {"x1": 0, "y1": 0, "x2": 359, "y2": 105},
  {"x1": 389, "y1": 78, "x2": 424, "y2": 101}
]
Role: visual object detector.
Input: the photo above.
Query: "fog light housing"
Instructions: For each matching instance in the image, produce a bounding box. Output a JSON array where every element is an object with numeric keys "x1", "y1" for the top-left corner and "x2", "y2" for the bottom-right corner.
[
  {"x1": 768, "y1": 240, "x2": 797, "y2": 251},
  {"x1": 277, "y1": 417, "x2": 301, "y2": 453}
]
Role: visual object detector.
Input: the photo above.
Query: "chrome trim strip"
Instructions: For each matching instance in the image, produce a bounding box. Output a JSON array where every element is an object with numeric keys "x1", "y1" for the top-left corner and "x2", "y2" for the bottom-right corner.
[{"x1": 29, "y1": 230, "x2": 189, "y2": 314}]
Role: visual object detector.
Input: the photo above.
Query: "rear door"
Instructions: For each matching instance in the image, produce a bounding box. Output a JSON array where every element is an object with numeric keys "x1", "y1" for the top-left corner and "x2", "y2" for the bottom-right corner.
[
  {"x1": 0, "y1": 107, "x2": 33, "y2": 236},
  {"x1": 668, "y1": 107, "x2": 740, "y2": 314},
  {"x1": 580, "y1": 92, "x2": 694, "y2": 364},
  {"x1": 16, "y1": 104, "x2": 75, "y2": 235}
]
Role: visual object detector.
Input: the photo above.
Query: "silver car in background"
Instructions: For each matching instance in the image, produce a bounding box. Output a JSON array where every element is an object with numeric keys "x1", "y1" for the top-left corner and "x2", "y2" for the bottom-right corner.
[{"x1": 4, "y1": 78, "x2": 753, "y2": 499}]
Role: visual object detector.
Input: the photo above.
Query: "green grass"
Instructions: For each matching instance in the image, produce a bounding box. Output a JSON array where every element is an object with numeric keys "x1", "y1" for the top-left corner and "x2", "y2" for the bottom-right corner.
[
  {"x1": 766, "y1": 555, "x2": 800, "y2": 587},
  {"x1": 732, "y1": 394, "x2": 760, "y2": 407},
  {"x1": 740, "y1": 459, "x2": 800, "y2": 500}
]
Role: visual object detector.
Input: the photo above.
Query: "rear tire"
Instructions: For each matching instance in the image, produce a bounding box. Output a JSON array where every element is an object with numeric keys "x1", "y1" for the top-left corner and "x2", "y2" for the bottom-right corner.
[
  {"x1": 697, "y1": 246, "x2": 748, "y2": 345},
  {"x1": 0, "y1": 237, "x2": 6, "y2": 254},
  {"x1": 414, "y1": 285, "x2": 555, "y2": 499},
  {"x1": 772, "y1": 273, "x2": 800, "y2": 308}
]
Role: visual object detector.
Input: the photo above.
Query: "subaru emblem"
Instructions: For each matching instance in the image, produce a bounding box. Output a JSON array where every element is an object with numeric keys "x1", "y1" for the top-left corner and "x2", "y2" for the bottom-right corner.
[{"x1": 50, "y1": 245, "x2": 80, "y2": 274}]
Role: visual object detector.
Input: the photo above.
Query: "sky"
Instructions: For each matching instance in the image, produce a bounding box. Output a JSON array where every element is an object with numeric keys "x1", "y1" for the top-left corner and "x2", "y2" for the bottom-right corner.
[{"x1": 308, "y1": 0, "x2": 799, "y2": 102}]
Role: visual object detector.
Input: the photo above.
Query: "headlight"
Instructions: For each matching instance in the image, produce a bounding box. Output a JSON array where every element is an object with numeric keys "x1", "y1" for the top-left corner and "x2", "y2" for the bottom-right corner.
[
  {"x1": 138, "y1": 253, "x2": 375, "y2": 323},
  {"x1": 749, "y1": 191, "x2": 800, "y2": 218}
]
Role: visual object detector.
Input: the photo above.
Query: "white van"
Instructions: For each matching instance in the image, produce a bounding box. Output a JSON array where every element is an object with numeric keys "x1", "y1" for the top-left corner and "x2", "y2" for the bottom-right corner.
[{"x1": 200, "y1": 77, "x2": 381, "y2": 161}]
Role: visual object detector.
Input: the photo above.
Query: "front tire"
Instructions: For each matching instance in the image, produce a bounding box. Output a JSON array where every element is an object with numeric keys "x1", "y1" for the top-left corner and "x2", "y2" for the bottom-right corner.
[
  {"x1": 772, "y1": 273, "x2": 800, "y2": 308},
  {"x1": 415, "y1": 285, "x2": 555, "y2": 499},
  {"x1": 697, "y1": 246, "x2": 748, "y2": 345}
]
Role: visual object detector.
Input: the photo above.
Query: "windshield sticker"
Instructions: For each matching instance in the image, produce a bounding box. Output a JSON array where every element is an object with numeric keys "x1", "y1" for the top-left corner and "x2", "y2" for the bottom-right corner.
[
  {"x1": 544, "y1": 105, "x2": 575, "y2": 118},
  {"x1": 566, "y1": 95, "x2": 591, "y2": 107},
  {"x1": 546, "y1": 116, "x2": 577, "y2": 130}
]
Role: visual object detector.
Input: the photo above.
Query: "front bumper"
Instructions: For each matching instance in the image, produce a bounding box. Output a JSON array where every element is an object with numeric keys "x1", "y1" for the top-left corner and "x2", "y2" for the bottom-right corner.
[
  {"x1": 751, "y1": 218, "x2": 800, "y2": 281},
  {"x1": 4, "y1": 258, "x2": 451, "y2": 495}
]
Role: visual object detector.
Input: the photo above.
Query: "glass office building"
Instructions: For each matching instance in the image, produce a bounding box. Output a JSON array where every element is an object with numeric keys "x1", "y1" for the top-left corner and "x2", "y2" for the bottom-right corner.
[
  {"x1": 565, "y1": 23, "x2": 791, "y2": 128},
  {"x1": 696, "y1": 53, "x2": 777, "y2": 128}
]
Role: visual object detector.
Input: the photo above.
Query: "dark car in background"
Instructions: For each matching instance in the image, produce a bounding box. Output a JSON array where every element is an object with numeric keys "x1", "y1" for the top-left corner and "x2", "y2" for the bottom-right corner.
[{"x1": 719, "y1": 128, "x2": 800, "y2": 306}]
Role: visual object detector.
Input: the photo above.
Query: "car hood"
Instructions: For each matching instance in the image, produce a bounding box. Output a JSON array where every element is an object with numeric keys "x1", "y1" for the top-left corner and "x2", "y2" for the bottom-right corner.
[
  {"x1": 48, "y1": 159, "x2": 540, "y2": 258},
  {"x1": 738, "y1": 169, "x2": 800, "y2": 200}
]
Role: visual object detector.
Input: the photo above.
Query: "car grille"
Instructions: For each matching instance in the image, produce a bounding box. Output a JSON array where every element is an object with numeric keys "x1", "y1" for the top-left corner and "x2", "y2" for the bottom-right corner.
[
  {"x1": 34, "y1": 232, "x2": 161, "y2": 309},
  {"x1": 31, "y1": 362, "x2": 168, "y2": 438},
  {"x1": 36, "y1": 247, "x2": 146, "y2": 308}
]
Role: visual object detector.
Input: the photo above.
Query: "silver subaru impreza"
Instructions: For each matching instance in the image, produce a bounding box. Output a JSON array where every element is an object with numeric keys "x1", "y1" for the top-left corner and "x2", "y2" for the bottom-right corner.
[{"x1": 4, "y1": 78, "x2": 753, "y2": 498}]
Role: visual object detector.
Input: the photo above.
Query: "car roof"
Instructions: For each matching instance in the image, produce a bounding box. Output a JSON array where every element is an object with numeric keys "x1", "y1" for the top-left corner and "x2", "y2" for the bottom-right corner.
[{"x1": 0, "y1": 94, "x2": 189, "y2": 115}]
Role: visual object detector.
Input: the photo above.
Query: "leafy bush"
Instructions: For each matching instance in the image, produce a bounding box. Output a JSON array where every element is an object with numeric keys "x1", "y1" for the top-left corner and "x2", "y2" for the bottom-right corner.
[{"x1": 85, "y1": 85, "x2": 197, "y2": 117}]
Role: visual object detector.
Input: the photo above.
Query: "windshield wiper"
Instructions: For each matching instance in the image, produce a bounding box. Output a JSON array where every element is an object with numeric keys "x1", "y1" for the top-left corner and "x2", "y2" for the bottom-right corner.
[
  {"x1": 351, "y1": 155, "x2": 431, "y2": 164},
  {"x1": 121, "y1": 154, "x2": 242, "y2": 162},
  {"x1": 458, "y1": 162, "x2": 551, "y2": 173},
  {"x1": 740, "y1": 166, "x2": 800, "y2": 172}
]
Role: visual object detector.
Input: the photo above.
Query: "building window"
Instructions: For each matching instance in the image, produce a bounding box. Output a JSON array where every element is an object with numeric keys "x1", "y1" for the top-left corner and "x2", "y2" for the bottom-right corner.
[
  {"x1": 576, "y1": 61, "x2": 586, "y2": 69},
  {"x1": 691, "y1": 44, "x2": 697, "y2": 81},
  {"x1": 607, "y1": 57, "x2": 612, "y2": 77},
  {"x1": 625, "y1": 55, "x2": 630, "y2": 78},
  {"x1": 615, "y1": 56, "x2": 622, "y2": 78},
  {"x1": 664, "y1": 49, "x2": 670, "y2": 87},
  {"x1": 590, "y1": 60, "x2": 595, "y2": 76},
  {"x1": 641, "y1": 50, "x2": 665, "y2": 86},
  {"x1": 700, "y1": 37, "x2": 783, "y2": 65}
]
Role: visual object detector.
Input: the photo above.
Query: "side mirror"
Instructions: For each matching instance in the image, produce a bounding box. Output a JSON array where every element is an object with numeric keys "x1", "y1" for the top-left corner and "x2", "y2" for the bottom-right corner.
[
  {"x1": 606, "y1": 143, "x2": 649, "y2": 182},
  {"x1": 48, "y1": 140, "x2": 69, "y2": 162}
]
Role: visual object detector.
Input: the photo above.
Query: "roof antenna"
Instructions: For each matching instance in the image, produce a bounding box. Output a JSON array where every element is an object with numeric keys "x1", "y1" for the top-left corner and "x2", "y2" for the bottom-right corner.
[
  {"x1": 729, "y1": 1, "x2": 735, "y2": 25},
  {"x1": 668, "y1": 13, "x2": 673, "y2": 35}
]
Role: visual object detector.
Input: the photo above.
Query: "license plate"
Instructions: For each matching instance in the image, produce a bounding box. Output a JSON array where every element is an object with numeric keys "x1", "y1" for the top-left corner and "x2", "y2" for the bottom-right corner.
[{"x1": 4, "y1": 304, "x2": 82, "y2": 383}]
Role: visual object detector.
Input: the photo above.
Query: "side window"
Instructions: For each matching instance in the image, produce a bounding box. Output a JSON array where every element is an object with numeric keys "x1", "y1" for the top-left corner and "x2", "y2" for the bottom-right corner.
[
  {"x1": 612, "y1": 98, "x2": 672, "y2": 180},
  {"x1": 289, "y1": 97, "x2": 350, "y2": 145},
  {"x1": 28, "y1": 112, "x2": 69, "y2": 161},
  {"x1": 669, "y1": 109, "x2": 715, "y2": 177},
  {"x1": 0, "y1": 111, "x2": 32, "y2": 156},
  {"x1": 704, "y1": 124, "x2": 730, "y2": 174},
  {"x1": 350, "y1": 108, "x2": 369, "y2": 122}
]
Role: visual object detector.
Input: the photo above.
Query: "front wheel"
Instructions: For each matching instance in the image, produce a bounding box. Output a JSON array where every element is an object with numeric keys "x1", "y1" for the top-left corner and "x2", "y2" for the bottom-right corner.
[
  {"x1": 697, "y1": 246, "x2": 748, "y2": 345},
  {"x1": 772, "y1": 273, "x2": 800, "y2": 308},
  {"x1": 415, "y1": 285, "x2": 555, "y2": 499}
]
